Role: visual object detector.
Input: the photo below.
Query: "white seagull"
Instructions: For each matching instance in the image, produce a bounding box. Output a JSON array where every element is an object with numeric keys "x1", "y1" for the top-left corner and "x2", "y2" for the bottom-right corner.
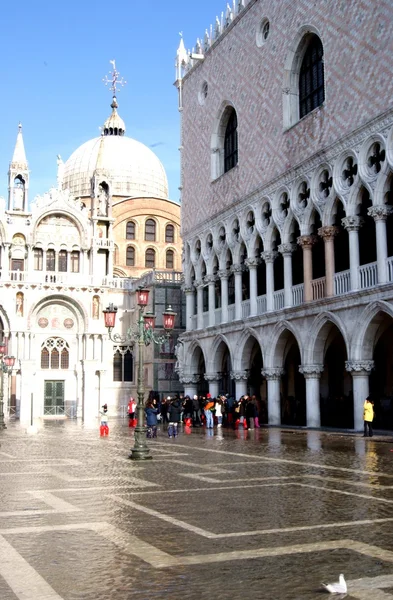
[{"x1": 322, "y1": 574, "x2": 347, "y2": 594}]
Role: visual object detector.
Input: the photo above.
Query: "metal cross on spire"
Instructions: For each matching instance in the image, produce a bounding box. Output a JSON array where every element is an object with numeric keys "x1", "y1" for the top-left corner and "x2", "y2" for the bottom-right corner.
[{"x1": 102, "y1": 60, "x2": 127, "y2": 96}]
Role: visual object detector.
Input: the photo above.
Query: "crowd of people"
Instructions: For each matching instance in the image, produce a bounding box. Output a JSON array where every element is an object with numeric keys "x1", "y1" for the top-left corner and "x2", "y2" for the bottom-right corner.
[{"x1": 127, "y1": 393, "x2": 266, "y2": 438}]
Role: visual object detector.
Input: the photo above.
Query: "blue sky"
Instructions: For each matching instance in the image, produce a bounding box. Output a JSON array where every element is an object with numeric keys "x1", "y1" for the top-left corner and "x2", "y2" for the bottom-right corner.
[{"x1": 0, "y1": 0, "x2": 226, "y2": 204}]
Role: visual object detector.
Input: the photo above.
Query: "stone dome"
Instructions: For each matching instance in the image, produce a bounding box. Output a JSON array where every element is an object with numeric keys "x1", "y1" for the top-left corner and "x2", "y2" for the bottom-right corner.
[{"x1": 62, "y1": 126, "x2": 168, "y2": 200}]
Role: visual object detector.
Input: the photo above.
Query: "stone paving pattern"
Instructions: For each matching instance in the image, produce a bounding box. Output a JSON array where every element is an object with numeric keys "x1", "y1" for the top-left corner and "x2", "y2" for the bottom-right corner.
[{"x1": 1, "y1": 420, "x2": 393, "y2": 599}]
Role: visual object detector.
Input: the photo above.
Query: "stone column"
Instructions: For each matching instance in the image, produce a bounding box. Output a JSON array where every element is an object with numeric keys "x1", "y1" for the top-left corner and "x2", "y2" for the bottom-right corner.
[
  {"x1": 180, "y1": 374, "x2": 200, "y2": 399},
  {"x1": 183, "y1": 286, "x2": 195, "y2": 331},
  {"x1": 342, "y1": 216, "x2": 363, "y2": 291},
  {"x1": 219, "y1": 270, "x2": 229, "y2": 324},
  {"x1": 345, "y1": 360, "x2": 374, "y2": 431},
  {"x1": 278, "y1": 244, "x2": 296, "y2": 308},
  {"x1": 318, "y1": 226, "x2": 339, "y2": 297},
  {"x1": 230, "y1": 370, "x2": 248, "y2": 399},
  {"x1": 19, "y1": 360, "x2": 36, "y2": 424},
  {"x1": 261, "y1": 251, "x2": 277, "y2": 311},
  {"x1": 297, "y1": 236, "x2": 317, "y2": 302},
  {"x1": 196, "y1": 280, "x2": 204, "y2": 330},
  {"x1": 262, "y1": 368, "x2": 284, "y2": 425},
  {"x1": 206, "y1": 275, "x2": 216, "y2": 327},
  {"x1": 299, "y1": 365, "x2": 324, "y2": 428},
  {"x1": 368, "y1": 205, "x2": 393, "y2": 284},
  {"x1": 245, "y1": 258, "x2": 259, "y2": 316},
  {"x1": 205, "y1": 374, "x2": 221, "y2": 398},
  {"x1": 232, "y1": 264, "x2": 243, "y2": 321},
  {"x1": 82, "y1": 359, "x2": 99, "y2": 422}
]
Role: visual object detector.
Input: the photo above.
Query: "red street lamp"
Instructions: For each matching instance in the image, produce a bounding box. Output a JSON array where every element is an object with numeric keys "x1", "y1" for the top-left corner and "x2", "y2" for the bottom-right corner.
[
  {"x1": 136, "y1": 288, "x2": 150, "y2": 307},
  {"x1": 103, "y1": 304, "x2": 118, "y2": 331},
  {"x1": 163, "y1": 306, "x2": 176, "y2": 331},
  {"x1": 4, "y1": 356, "x2": 15, "y2": 369},
  {"x1": 143, "y1": 312, "x2": 156, "y2": 330},
  {"x1": 0, "y1": 343, "x2": 7, "y2": 356}
]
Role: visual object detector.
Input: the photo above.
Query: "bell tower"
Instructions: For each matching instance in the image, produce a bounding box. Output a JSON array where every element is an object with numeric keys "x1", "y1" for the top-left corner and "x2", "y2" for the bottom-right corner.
[{"x1": 8, "y1": 123, "x2": 29, "y2": 212}]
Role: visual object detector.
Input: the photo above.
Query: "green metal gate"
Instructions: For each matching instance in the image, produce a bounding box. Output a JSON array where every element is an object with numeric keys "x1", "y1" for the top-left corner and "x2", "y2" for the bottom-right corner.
[{"x1": 44, "y1": 380, "x2": 65, "y2": 416}]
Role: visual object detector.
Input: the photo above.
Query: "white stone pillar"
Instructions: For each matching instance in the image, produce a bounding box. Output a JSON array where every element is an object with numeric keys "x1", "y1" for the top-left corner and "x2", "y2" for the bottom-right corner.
[
  {"x1": 82, "y1": 359, "x2": 99, "y2": 422},
  {"x1": 19, "y1": 360, "x2": 37, "y2": 425},
  {"x1": 205, "y1": 374, "x2": 220, "y2": 398},
  {"x1": 207, "y1": 275, "x2": 216, "y2": 327},
  {"x1": 297, "y1": 236, "x2": 316, "y2": 302},
  {"x1": 342, "y1": 216, "x2": 363, "y2": 292},
  {"x1": 180, "y1": 374, "x2": 200, "y2": 399},
  {"x1": 318, "y1": 226, "x2": 339, "y2": 297},
  {"x1": 368, "y1": 205, "x2": 393, "y2": 285},
  {"x1": 345, "y1": 360, "x2": 374, "y2": 431},
  {"x1": 196, "y1": 280, "x2": 204, "y2": 330},
  {"x1": 230, "y1": 370, "x2": 248, "y2": 399},
  {"x1": 261, "y1": 251, "x2": 277, "y2": 312},
  {"x1": 278, "y1": 244, "x2": 296, "y2": 308},
  {"x1": 299, "y1": 365, "x2": 323, "y2": 428},
  {"x1": 232, "y1": 265, "x2": 243, "y2": 321},
  {"x1": 245, "y1": 258, "x2": 259, "y2": 316},
  {"x1": 262, "y1": 368, "x2": 284, "y2": 425},
  {"x1": 184, "y1": 286, "x2": 196, "y2": 331},
  {"x1": 219, "y1": 270, "x2": 229, "y2": 324}
]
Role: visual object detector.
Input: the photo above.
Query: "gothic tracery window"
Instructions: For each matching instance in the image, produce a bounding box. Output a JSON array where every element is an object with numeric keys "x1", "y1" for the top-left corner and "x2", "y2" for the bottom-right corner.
[
  {"x1": 299, "y1": 35, "x2": 325, "y2": 119},
  {"x1": 41, "y1": 338, "x2": 69, "y2": 370},
  {"x1": 224, "y1": 110, "x2": 238, "y2": 173},
  {"x1": 113, "y1": 346, "x2": 133, "y2": 382}
]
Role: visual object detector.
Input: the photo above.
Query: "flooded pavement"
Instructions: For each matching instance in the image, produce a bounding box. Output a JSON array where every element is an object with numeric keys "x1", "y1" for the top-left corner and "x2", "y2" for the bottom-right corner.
[{"x1": 1, "y1": 420, "x2": 393, "y2": 599}]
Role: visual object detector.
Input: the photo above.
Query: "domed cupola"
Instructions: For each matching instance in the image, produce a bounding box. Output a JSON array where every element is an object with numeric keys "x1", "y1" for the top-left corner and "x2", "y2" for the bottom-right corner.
[{"x1": 103, "y1": 96, "x2": 125, "y2": 136}]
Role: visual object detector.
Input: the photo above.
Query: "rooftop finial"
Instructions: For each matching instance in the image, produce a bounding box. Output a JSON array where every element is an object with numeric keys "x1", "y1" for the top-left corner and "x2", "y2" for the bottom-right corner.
[{"x1": 102, "y1": 60, "x2": 127, "y2": 97}]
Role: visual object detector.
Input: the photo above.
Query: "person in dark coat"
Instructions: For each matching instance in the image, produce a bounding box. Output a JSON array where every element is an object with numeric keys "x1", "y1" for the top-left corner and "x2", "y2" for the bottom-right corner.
[
  {"x1": 168, "y1": 398, "x2": 182, "y2": 438},
  {"x1": 145, "y1": 401, "x2": 159, "y2": 438}
]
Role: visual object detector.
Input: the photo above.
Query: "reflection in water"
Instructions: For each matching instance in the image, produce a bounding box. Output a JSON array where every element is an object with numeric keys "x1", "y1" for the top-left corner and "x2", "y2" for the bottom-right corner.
[
  {"x1": 205, "y1": 428, "x2": 214, "y2": 438},
  {"x1": 354, "y1": 438, "x2": 367, "y2": 456},
  {"x1": 268, "y1": 429, "x2": 282, "y2": 448},
  {"x1": 307, "y1": 431, "x2": 322, "y2": 452}
]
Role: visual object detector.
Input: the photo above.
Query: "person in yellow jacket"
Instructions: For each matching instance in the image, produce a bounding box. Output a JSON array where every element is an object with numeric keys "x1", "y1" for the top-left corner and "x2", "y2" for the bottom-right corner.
[{"x1": 363, "y1": 397, "x2": 374, "y2": 437}]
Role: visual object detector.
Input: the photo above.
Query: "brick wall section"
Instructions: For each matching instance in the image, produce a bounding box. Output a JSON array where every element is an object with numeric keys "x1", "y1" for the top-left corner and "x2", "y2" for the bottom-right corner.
[{"x1": 180, "y1": 0, "x2": 393, "y2": 235}]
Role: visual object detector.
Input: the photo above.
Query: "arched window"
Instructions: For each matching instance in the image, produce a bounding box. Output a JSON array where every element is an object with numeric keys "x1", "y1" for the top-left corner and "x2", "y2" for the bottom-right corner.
[
  {"x1": 165, "y1": 224, "x2": 175, "y2": 243},
  {"x1": 145, "y1": 219, "x2": 156, "y2": 241},
  {"x1": 46, "y1": 249, "x2": 55, "y2": 272},
  {"x1": 299, "y1": 35, "x2": 324, "y2": 119},
  {"x1": 224, "y1": 109, "x2": 238, "y2": 173},
  {"x1": 113, "y1": 346, "x2": 133, "y2": 382},
  {"x1": 166, "y1": 249, "x2": 174, "y2": 269},
  {"x1": 34, "y1": 248, "x2": 43, "y2": 271},
  {"x1": 41, "y1": 338, "x2": 69, "y2": 370},
  {"x1": 145, "y1": 248, "x2": 156, "y2": 268},
  {"x1": 126, "y1": 246, "x2": 135, "y2": 266},
  {"x1": 71, "y1": 251, "x2": 80, "y2": 273},
  {"x1": 126, "y1": 221, "x2": 135, "y2": 239},
  {"x1": 58, "y1": 250, "x2": 67, "y2": 272}
]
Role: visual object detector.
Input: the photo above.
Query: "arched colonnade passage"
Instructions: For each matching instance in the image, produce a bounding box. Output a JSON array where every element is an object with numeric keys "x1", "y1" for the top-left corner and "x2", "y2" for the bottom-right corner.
[{"x1": 179, "y1": 304, "x2": 393, "y2": 431}]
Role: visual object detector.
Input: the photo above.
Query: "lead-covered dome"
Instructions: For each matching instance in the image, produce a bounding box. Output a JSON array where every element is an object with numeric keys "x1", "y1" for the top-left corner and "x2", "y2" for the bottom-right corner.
[{"x1": 62, "y1": 97, "x2": 168, "y2": 199}]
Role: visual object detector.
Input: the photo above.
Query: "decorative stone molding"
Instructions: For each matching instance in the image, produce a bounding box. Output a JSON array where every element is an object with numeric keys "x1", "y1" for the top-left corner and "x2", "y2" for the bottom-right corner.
[
  {"x1": 204, "y1": 275, "x2": 217, "y2": 285},
  {"x1": 261, "y1": 250, "x2": 278, "y2": 263},
  {"x1": 297, "y1": 235, "x2": 317, "y2": 249},
  {"x1": 262, "y1": 367, "x2": 284, "y2": 380},
  {"x1": 299, "y1": 364, "x2": 324, "y2": 378},
  {"x1": 194, "y1": 279, "x2": 204, "y2": 289},
  {"x1": 179, "y1": 373, "x2": 200, "y2": 385},
  {"x1": 318, "y1": 226, "x2": 339, "y2": 241},
  {"x1": 245, "y1": 258, "x2": 260, "y2": 268},
  {"x1": 182, "y1": 285, "x2": 195, "y2": 294},
  {"x1": 367, "y1": 205, "x2": 393, "y2": 222},
  {"x1": 218, "y1": 269, "x2": 229, "y2": 279},
  {"x1": 230, "y1": 370, "x2": 248, "y2": 381},
  {"x1": 278, "y1": 243, "x2": 297, "y2": 256},
  {"x1": 204, "y1": 373, "x2": 221, "y2": 382},
  {"x1": 231, "y1": 263, "x2": 244, "y2": 274},
  {"x1": 342, "y1": 216, "x2": 364, "y2": 232},
  {"x1": 345, "y1": 360, "x2": 375, "y2": 373}
]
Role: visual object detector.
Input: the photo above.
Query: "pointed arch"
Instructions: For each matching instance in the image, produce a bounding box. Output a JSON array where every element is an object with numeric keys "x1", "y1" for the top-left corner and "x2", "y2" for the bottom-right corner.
[
  {"x1": 233, "y1": 327, "x2": 264, "y2": 371},
  {"x1": 351, "y1": 301, "x2": 393, "y2": 361},
  {"x1": 306, "y1": 311, "x2": 349, "y2": 365},
  {"x1": 265, "y1": 320, "x2": 303, "y2": 368}
]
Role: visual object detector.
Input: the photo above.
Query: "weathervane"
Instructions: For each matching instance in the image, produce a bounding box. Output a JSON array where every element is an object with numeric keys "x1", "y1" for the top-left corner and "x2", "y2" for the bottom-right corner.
[{"x1": 103, "y1": 60, "x2": 127, "y2": 96}]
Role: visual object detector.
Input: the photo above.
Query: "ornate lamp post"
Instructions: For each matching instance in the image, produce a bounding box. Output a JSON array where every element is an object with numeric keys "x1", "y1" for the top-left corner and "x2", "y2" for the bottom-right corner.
[
  {"x1": 0, "y1": 341, "x2": 15, "y2": 430},
  {"x1": 103, "y1": 288, "x2": 176, "y2": 460}
]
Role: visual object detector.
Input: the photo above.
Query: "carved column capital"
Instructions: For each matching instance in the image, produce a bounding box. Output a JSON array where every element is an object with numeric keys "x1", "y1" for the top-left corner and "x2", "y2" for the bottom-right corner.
[
  {"x1": 231, "y1": 264, "x2": 244, "y2": 274},
  {"x1": 204, "y1": 373, "x2": 221, "y2": 383},
  {"x1": 204, "y1": 275, "x2": 217, "y2": 285},
  {"x1": 245, "y1": 258, "x2": 260, "y2": 269},
  {"x1": 179, "y1": 373, "x2": 200, "y2": 385},
  {"x1": 297, "y1": 235, "x2": 317, "y2": 249},
  {"x1": 195, "y1": 279, "x2": 204, "y2": 289},
  {"x1": 261, "y1": 251, "x2": 278, "y2": 263},
  {"x1": 342, "y1": 216, "x2": 364, "y2": 231},
  {"x1": 299, "y1": 364, "x2": 324, "y2": 379},
  {"x1": 278, "y1": 243, "x2": 297, "y2": 256},
  {"x1": 182, "y1": 285, "x2": 195, "y2": 294},
  {"x1": 230, "y1": 370, "x2": 248, "y2": 381},
  {"x1": 345, "y1": 360, "x2": 375, "y2": 374},
  {"x1": 218, "y1": 269, "x2": 229, "y2": 280},
  {"x1": 318, "y1": 226, "x2": 339, "y2": 240},
  {"x1": 368, "y1": 205, "x2": 393, "y2": 222},
  {"x1": 262, "y1": 368, "x2": 284, "y2": 380}
]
